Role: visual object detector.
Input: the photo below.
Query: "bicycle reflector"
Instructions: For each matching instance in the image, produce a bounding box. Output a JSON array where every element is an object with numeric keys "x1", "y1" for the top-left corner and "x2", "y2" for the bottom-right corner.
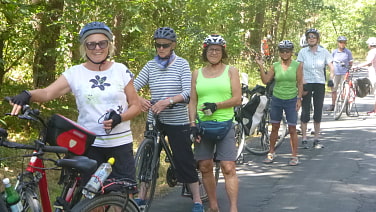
[{"x1": 46, "y1": 114, "x2": 96, "y2": 155}]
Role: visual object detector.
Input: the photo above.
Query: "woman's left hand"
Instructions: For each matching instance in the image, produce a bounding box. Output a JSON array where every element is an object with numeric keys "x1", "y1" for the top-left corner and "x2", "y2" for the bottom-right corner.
[{"x1": 151, "y1": 99, "x2": 170, "y2": 114}]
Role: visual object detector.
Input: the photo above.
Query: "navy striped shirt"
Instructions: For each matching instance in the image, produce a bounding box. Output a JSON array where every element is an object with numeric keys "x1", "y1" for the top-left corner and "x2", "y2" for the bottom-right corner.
[{"x1": 134, "y1": 56, "x2": 191, "y2": 125}]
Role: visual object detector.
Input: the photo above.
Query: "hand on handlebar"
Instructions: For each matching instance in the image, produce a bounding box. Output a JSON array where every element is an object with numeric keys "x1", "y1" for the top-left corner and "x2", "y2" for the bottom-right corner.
[
  {"x1": 150, "y1": 99, "x2": 170, "y2": 114},
  {"x1": 8, "y1": 91, "x2": 32, "y2": 115}
]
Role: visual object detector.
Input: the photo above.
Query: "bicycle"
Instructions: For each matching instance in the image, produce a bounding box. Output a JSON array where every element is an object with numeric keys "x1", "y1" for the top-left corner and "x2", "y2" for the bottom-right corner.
[
  {"x1": 134, "y1": 101, "x2": 220, "y2": 212},
  {"x1": 333, "y1": 67, "x2": 363, "y2": 120},
  {"x1": 1, "y1": 101, "x2": 139, "y2": 212},
  {"x1": 245, "y1": 83, "x2": 288, "y2": 155}
]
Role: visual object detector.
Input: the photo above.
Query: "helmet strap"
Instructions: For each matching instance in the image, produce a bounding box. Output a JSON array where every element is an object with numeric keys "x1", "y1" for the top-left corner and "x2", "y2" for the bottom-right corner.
[{"x1": 86, "y1": 54, "x2": 109, "y2": 71}]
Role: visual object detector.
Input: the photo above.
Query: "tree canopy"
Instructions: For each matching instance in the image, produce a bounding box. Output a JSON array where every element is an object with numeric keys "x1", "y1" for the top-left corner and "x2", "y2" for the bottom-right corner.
[{"x1": 1, "y1": 0, "x2": 375, "y2": 88}]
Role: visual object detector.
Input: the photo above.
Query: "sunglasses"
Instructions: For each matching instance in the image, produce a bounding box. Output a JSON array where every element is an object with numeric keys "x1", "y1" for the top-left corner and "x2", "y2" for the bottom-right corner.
[
  {"x1": 307, "y1": 35, "x2": 317, "y2": 39},
  {"x1": 279, "y1": 49, "x2": 292, "y2": 53},
  {"x1": 86, "y1": 40, "x2": 109, "y2": 50},
  {"x1": 155, "y1": 42, "x2": 172, "y2": 49}
]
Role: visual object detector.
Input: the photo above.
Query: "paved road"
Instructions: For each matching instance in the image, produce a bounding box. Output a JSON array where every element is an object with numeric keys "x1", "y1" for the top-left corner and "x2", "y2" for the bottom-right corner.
[{"x1": 149, "y1": 69, "x2": 376, "y2": 212}]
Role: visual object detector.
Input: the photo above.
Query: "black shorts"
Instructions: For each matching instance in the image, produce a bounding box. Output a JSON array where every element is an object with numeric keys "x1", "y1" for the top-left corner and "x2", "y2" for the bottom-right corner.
[
  {"x1": 86, "y1": 143, "x2": 136, "y2": 181},
  {"x1": 301, "y1": 83, "x2": 325, "y2": 123}
]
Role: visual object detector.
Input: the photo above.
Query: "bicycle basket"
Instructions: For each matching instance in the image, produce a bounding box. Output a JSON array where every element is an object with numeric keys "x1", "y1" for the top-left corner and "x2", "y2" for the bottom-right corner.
[
  {"x1": 354, "y1": 78, "x2": 372, "y2": 98},
  {"x1": 45, "y1": 114, "x2": 95, "y2": 155}
]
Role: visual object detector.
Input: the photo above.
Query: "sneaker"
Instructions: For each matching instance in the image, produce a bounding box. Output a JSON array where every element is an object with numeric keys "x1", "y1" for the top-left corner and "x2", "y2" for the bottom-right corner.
[
  {"x1": 192, "y1": 203, "x2": 204, "y2": 212},
  {"x1": 134, "y1": 198, "x2": 146, "y2": 206},
  {"x1": 313, "y1": 140, "x2": 324, "y2": 149},
  {"x1": 263, "y1": 153, "x2": 276, "y2": 163},
  {"x1": 326, "y1": 105, "x2": 334, "y2": 111},
  {"x1": 301, "y1": 140, "x2": 309, "y2": 149}
]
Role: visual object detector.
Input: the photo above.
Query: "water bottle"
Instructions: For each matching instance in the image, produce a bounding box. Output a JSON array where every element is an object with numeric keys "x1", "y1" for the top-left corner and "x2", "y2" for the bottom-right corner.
[
  {"x1": 82, "y1": 157, "x2": 115, "y2": 199},
  {"x1": 3, "y1": 178, "x2": 23, "y2": 212}
]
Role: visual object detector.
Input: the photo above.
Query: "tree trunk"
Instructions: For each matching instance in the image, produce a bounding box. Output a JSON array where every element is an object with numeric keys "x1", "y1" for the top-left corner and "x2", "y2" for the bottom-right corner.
[{"x1": 32, "y1": 0, "x2": 64, "y2": 88}]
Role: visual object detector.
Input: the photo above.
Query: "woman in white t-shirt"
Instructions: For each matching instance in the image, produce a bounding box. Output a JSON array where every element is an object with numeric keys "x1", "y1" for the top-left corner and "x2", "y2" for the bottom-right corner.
[{"x1": 8, "y1": 22, "x2": 141, "y2": 181}]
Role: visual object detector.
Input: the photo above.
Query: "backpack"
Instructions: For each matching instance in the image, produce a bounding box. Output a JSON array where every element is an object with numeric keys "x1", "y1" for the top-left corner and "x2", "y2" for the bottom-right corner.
[{"x1": 354, "y1": 78, "x2": 372, "y2": 98}]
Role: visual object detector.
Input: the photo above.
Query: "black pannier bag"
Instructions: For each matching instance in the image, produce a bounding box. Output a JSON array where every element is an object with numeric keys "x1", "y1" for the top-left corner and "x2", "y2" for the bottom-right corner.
[
  {"x1": 354, "y1": 78, "x2": 372, "y2": 98},
  {"x1": 240, "y1": 94, "x2": 267, "y2": 136}
]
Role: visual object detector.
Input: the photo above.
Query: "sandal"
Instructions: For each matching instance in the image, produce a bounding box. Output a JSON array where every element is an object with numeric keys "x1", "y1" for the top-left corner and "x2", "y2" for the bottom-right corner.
[
  {"x1": 289, "y1": 157, "x2": 299, "y2": 166},
  {"x1": 263, "y1": 153, "x2": 276, "y2": 164}
]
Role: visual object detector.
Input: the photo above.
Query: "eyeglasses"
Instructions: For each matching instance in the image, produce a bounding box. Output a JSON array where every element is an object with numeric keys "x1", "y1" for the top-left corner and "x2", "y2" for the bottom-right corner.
[
  {"x1": 279, "y1": 50, "x2": 292, "y2": 53},
  {"x1": 307, "y1": 35, "x2": 317, "y2": 39},
  {"x1": 207, "y1": 48, "x2": 222, "y2": 53},
  {"x1": 86, "y1": 40, "x2": 109, "y2": 50},
  {"x1": 155, "y1": 42, "x2": 172, "y2": 49}
]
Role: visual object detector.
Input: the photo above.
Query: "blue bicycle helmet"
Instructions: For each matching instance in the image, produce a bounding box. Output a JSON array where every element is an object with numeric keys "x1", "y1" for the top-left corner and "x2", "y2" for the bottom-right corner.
[
  {"x1": 305, "y1": 28, "x2": 320, "y2": 39},
  {"x1": 79, "y1": 22, "x2": 113, "y2": 44},
  {"x1": 337, "y1": 36, "x2": 347, "y2": 42},
  {"x1": 153, "y1": 27, "x2": 177, "y2": 42},
  {"x1": 278, "y1": 40, "x2": 294, "y2": 50},
  {"x1": 203, "y1": 34, "x2": 226, "y2": 48}
]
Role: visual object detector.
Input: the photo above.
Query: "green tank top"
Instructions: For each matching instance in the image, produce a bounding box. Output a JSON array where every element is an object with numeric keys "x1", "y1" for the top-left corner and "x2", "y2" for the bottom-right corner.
[
  {"x1": 273, "y1": 60, "x2": 299, "y2": 100},
  {"x1": 196, "y1": 65, "x2": 234, "y2": 122}
]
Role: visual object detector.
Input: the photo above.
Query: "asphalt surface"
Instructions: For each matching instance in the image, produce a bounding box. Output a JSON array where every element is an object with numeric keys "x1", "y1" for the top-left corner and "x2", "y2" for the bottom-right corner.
[{"x1": 149, "y1": 68, "x2": 376, "y2": 212}]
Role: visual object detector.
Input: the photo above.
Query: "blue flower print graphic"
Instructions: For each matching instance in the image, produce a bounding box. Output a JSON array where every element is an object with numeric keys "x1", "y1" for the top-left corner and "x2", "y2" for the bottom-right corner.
[{"x1": 89, "y1": 75, "x2": 111, "y2": 90}]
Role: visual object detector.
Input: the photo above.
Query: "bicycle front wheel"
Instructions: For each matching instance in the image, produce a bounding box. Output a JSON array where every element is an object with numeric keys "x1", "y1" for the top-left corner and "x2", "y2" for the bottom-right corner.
[
  {"x1": 20, "y1": 188, "x2": 41, "y2": 212},
  {"x1": 234, "y1": 121, "x2": 245, "y2": 161},
  {"x1": 245, "y1": 113, "x2": 287, "y2": 155},
  {"x1": 71, "y1": 193, "x2": 139, "y2": 212},
  {"x1": 134, "y1": 138, "x2": 159, "y2": 212},
  {"x1": 346, "y1": 87, "x2": 356, "y2": 116},
  {"x1": 334, "y1": 82, "x2": 349, "y2": 120}
]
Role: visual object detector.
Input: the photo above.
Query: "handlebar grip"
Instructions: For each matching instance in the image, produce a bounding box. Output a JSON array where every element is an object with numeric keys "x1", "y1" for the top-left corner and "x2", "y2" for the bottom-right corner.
[
  {"x1": 0, "y1": 140, "x2": 68, "y2": 153},
  {"x1": 42, "y1": 145, "x2": 68, "y2": 154}
]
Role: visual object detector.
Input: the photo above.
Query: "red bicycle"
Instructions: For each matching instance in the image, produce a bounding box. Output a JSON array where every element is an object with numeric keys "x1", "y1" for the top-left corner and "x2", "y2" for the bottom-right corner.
[
  {"x1": 333, "y1": 68, "x2": 363, "y2": 120},
  {"x1": 0, "y1": 102, "x2": 97, "y2": 212}
]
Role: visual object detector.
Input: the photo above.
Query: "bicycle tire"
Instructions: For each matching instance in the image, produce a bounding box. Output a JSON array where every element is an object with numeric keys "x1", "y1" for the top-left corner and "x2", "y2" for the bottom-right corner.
[
  {"x1": 334, "y1": 82, "x2": 348, "y2": 120},
  {"x1": 19, "y1": 188, "x2": 42, "y2": 212},
  {"x1": 245, "y1": 113, "x2": 287, "y2": 155},
  {"x1": 70, "y1": 193, "x2": 139, "y2": 212},
  {"x1": 0, "y1": 196, "x2": 8, "y2": 212},
  {"x1": 134, "y1": 138, "x2": 158, "y2": 212},
  {"x1": 346, "y1": 87, "x2": 356, "y2": 116},
  {"x1": 234, "y1": 121, "x2": 245, "y2": 161}
]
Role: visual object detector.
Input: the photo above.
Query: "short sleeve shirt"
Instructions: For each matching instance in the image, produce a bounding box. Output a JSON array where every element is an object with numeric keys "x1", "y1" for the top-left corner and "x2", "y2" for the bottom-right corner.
[
  {"x1": 297, "y1": 46, "x2": 333, "y2": 84},
  {"x1": 332, "y1": 48, "x2": 353, "y2": 75}
]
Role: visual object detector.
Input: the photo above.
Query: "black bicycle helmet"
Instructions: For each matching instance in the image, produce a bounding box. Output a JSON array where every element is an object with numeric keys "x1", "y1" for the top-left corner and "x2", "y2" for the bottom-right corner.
[
  {"x1": 337, "y1": 36, "x2": 347, "y2": 42},
  {"x1": 278, "y1": 40, "x2": 294, "y2": 50},
  {"x1": 203, "y1": 34, "x2": 226, "y2": 48},
  {"x1": 305, "y1": 28, "x2": 320, "y2": 39},
  {"x1": 79, "y1": 22, "x2": 113, "y2": 44},
  {"x1": 153, "y1": 27, "x2": 177, "y2": 42}
]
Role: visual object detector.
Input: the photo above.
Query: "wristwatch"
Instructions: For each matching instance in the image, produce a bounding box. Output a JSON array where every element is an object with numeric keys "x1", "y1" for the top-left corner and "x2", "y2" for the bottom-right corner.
[{"x1": 169, "y1": 98, "x2": 174, "y2": 105}]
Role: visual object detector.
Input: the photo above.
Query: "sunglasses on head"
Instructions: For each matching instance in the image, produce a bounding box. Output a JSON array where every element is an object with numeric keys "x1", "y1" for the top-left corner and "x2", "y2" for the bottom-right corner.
[
  {"x1": 86, "y1": 40, "x2": 109, "y2": 50},
  {"x1": 155, "y1": 42, "x2": 172, "y2": 49}
]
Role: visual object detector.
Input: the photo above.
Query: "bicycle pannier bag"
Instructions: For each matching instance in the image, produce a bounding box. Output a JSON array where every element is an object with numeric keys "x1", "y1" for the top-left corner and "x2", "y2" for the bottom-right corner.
[
  {"x1": 46, "y1": 114, "x2": 96, "y2": 155},
  {"x1": 241, "y1": 94, "x2": 267, "y2": 136},
  {"x1": 355, "y1": 78, "x2": 372, "y2": 98},
  {"x1": 198, "y1": 119, "x2": 233, "y2": 141}
]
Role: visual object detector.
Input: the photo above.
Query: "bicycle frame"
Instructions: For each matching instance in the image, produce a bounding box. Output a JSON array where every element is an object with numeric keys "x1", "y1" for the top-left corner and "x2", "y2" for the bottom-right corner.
[{"x1": 334, "y1": 68, "x2": 359, "y2": 120}]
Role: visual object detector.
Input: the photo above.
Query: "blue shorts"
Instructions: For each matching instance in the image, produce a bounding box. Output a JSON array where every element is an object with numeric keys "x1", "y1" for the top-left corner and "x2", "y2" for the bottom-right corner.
[{"x1": 270, "y1": 96, "x2": 298, "y2": 126}]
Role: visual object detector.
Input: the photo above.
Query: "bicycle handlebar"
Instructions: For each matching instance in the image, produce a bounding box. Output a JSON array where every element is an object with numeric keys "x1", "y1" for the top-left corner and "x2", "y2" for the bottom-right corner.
[{"x1": 0, "y1": 138, "x2": 68, "y2": 154}]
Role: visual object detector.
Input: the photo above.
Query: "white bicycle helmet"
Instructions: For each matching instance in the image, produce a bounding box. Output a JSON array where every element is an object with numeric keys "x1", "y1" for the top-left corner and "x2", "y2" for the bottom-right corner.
[
  {"x1": 278, "y1": 40, "x2": 294, "y2": 50},
  {"x1": 203, "y1": 34, "x2": 226, "y2": 48},
  {"x1": 366, "y1": 37, "x2": 376, "y2": 46}
]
